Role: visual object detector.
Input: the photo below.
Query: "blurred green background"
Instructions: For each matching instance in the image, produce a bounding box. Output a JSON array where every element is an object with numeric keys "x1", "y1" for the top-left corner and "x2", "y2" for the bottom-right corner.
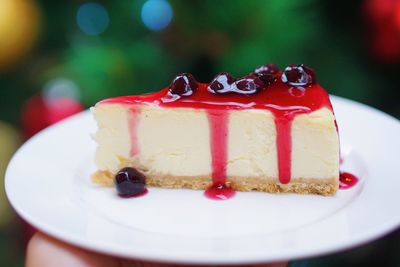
[{"x1": 0, "y1": 0, "x2": 399, "y2": 266}]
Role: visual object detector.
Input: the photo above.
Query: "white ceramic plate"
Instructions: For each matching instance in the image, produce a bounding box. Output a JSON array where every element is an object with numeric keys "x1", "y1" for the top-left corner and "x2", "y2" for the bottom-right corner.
[{"x1": 5, "y1": 96, "x2": 400, "y2": 265}]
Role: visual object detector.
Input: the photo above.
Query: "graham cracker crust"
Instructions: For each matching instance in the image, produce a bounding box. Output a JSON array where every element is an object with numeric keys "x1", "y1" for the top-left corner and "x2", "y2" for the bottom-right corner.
[{"x1": 91, "y1": 170, "x2": 338, "y2": 196}]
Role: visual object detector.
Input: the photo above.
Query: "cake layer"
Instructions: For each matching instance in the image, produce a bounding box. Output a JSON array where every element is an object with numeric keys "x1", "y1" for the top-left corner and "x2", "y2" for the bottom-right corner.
[
  {"x1": 91, "y1": 65, "x2": 341, "y2": 197},
  {"x1": 92, "y1": 104, "x2": 339, "y2": 185}
]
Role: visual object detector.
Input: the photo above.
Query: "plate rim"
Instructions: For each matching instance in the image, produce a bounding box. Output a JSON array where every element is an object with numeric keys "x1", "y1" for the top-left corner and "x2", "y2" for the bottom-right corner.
[{"x1": 5, "y1": 95, "x2": 400, "y2": 264}]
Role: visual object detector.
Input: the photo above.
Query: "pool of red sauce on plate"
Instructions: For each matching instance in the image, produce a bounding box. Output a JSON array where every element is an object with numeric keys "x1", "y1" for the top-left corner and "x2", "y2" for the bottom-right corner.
[
  {"x1": 99, "y1": 75, "x2": 358, "y2": 200},
  {"x1": 339, "y1": 172, "x2": 359, "y2": 189}
]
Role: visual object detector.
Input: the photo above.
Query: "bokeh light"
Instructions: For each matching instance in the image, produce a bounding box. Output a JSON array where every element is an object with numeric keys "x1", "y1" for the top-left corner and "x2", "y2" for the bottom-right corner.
[
  {"x1": 43, "y1": 78, "x2": 80, "y2": 105},
  {"x1": 76, "y1": 2, "x2": 109, "y2": 36},
  {"x1": 141, "y1": 0, "x2": 173, "y2": 31}
]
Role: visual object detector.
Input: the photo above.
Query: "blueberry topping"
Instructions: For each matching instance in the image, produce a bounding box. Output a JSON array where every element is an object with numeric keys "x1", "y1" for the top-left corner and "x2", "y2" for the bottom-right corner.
[
  {"x1": 254, "y1": 64, "x2": 280, "y2": 76},
  {"x1": 208, "y1": 72, "x2": 236, "y2": 94},
  {"x1": 169, "y1": 73, "x2": 198, "y2": 96},
  {"x1": 253, "y1": 64, "x2": 280, "y2": 85},
  {"x1": 115, "y1": 167, "x2": 146, "y2": 197},
  {"x1": 281, "y1": 64, "x2": 316, "y2": 86},
  {"x1": 257, "y1": 74, "x2": 277, "y2": 85},
  {"x1": 234, "y1": 74, "x2": 265, "y2": 94}
]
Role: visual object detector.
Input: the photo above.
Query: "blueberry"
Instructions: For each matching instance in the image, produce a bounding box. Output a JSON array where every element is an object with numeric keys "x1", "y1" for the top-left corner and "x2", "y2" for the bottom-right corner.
[
  {"x1": 115, "y1": 167, "x2": 146, "y2": 197},
  {"x1": 257, "y1": 74, "x2": 277, "y2": 85},
  {"x1": 234, "y1": 74, "x2": 265, "y2": 94},
  {"x1": 253, "y1": 64, "x2": 280, "y2": 85},
  {"x1": 208, "y1": 72, "x2": 236, "y2": 94},
  {"x1": 254, "y1": 64, "x2": 280, "y2": 76},
  {"x1": 169, "y1": 73, "x2": 198, "y2": 96},
  {"x1": 281, "y1": 64, "x2": 316, "y2": 86}
]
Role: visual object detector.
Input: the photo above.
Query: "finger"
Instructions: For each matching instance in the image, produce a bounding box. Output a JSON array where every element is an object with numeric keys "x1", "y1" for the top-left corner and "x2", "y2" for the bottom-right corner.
[
  {"x1": 118, "y1": 260, "x2": 288, "y2": 267},
  {"x1": 26, "y1": 233, "x2": 288, "y2": 267},
  {"x1": 26, "y1": 232, "x2": 120, "y2": 267}
]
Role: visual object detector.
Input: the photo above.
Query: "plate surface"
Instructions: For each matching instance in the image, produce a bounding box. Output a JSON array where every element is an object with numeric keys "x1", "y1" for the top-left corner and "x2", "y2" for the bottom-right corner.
[{"x1": 5, "y1": 96, "x2": 400, "y2": 264}]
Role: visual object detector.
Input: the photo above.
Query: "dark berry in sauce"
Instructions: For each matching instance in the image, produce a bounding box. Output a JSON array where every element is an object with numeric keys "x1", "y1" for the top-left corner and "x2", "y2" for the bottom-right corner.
[
  {"x1": 254, "y1": 64, "x2": 280, "y2": 75},
  {"x1": 115, "y1": 167, "x2": 146, "y2": 197},
  {"x1": 169, "y1": 73, "x2": 198, "y2": 96},
  {"x1": 208, "y1": 72, "x2": 236, "y2": 94},
  {"x1": 253, "y1": 64, "x2": 280, "y2": 85},
  {"x1": 234, "y1": 74, "x2": 265, "y2": 94},
  {"x1": 281, "y1": 64, "x2": 316, "y2": 86}
]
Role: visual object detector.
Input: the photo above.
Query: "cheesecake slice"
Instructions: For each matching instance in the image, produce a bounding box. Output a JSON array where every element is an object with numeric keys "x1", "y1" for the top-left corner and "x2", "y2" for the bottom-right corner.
[{"x1": 91, "y1": 64, "x2": 339, "y2": 197}]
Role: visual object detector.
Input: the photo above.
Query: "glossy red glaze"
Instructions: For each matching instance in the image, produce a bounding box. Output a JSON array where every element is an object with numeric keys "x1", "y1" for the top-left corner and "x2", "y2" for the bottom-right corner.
[
  {"x1": 99, "y1": 81, "x2": 332, "y2": 112},
  {"x1": 275, "y1": 116, "x2": 292, "y2": 184},
  {"x1": 207, "y1": 109, "x2": 229, "y2": 185},
  {"x1": 339, "y1": 172, "x2": 359, "y2": 189},
  {"x1": 204, "y1": 183, "x2": 236, "y2": 200},
  {"x1": 98, "y1": 74, "x2": 334, "y2": 196}
]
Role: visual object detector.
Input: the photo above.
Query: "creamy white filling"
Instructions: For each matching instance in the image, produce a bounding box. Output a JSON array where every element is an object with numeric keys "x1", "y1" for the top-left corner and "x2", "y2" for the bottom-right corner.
[
  {"x1": 92, "y1": 104, "x2": 339, "y2": 180},
  {"x1": 227, "y1": 109, "x2": 278, "y2": 178},
  {"x1": 138, "y1": 107, "x2": 211, "y2": 176}
]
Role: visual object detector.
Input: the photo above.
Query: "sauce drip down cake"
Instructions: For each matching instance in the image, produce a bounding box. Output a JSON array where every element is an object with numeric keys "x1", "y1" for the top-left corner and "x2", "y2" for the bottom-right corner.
[{"x1": 91, "y1": 64, "x2": 339, "y2": 198}]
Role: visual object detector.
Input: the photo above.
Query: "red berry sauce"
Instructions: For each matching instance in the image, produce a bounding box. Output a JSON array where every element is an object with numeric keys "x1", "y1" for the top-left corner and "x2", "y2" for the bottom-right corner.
[
  {"x1": 339, "y1": 172, "x2": 359, "y2": 189},
  {"x1": 204, "y1": 109, "x2": 236, "y2": 199},
  {"x1": 99, "y1": 68, "x2": 335, "y2": 199},
  {"x1": 204, "y1": 183, "x2": 236, "y2": 200}
]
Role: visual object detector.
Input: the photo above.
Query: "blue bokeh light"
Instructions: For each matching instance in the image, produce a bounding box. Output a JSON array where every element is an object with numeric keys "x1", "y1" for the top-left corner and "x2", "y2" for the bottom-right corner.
[
  {"x1": 141, "y1": 0, "x2": 173, "y2": 31},
  {"x1": 43, "y1": 78, "x2": 81, "y2": 104},
  {"x1": 77, "y1": 3, "x2": 109, "y2": 36}
]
